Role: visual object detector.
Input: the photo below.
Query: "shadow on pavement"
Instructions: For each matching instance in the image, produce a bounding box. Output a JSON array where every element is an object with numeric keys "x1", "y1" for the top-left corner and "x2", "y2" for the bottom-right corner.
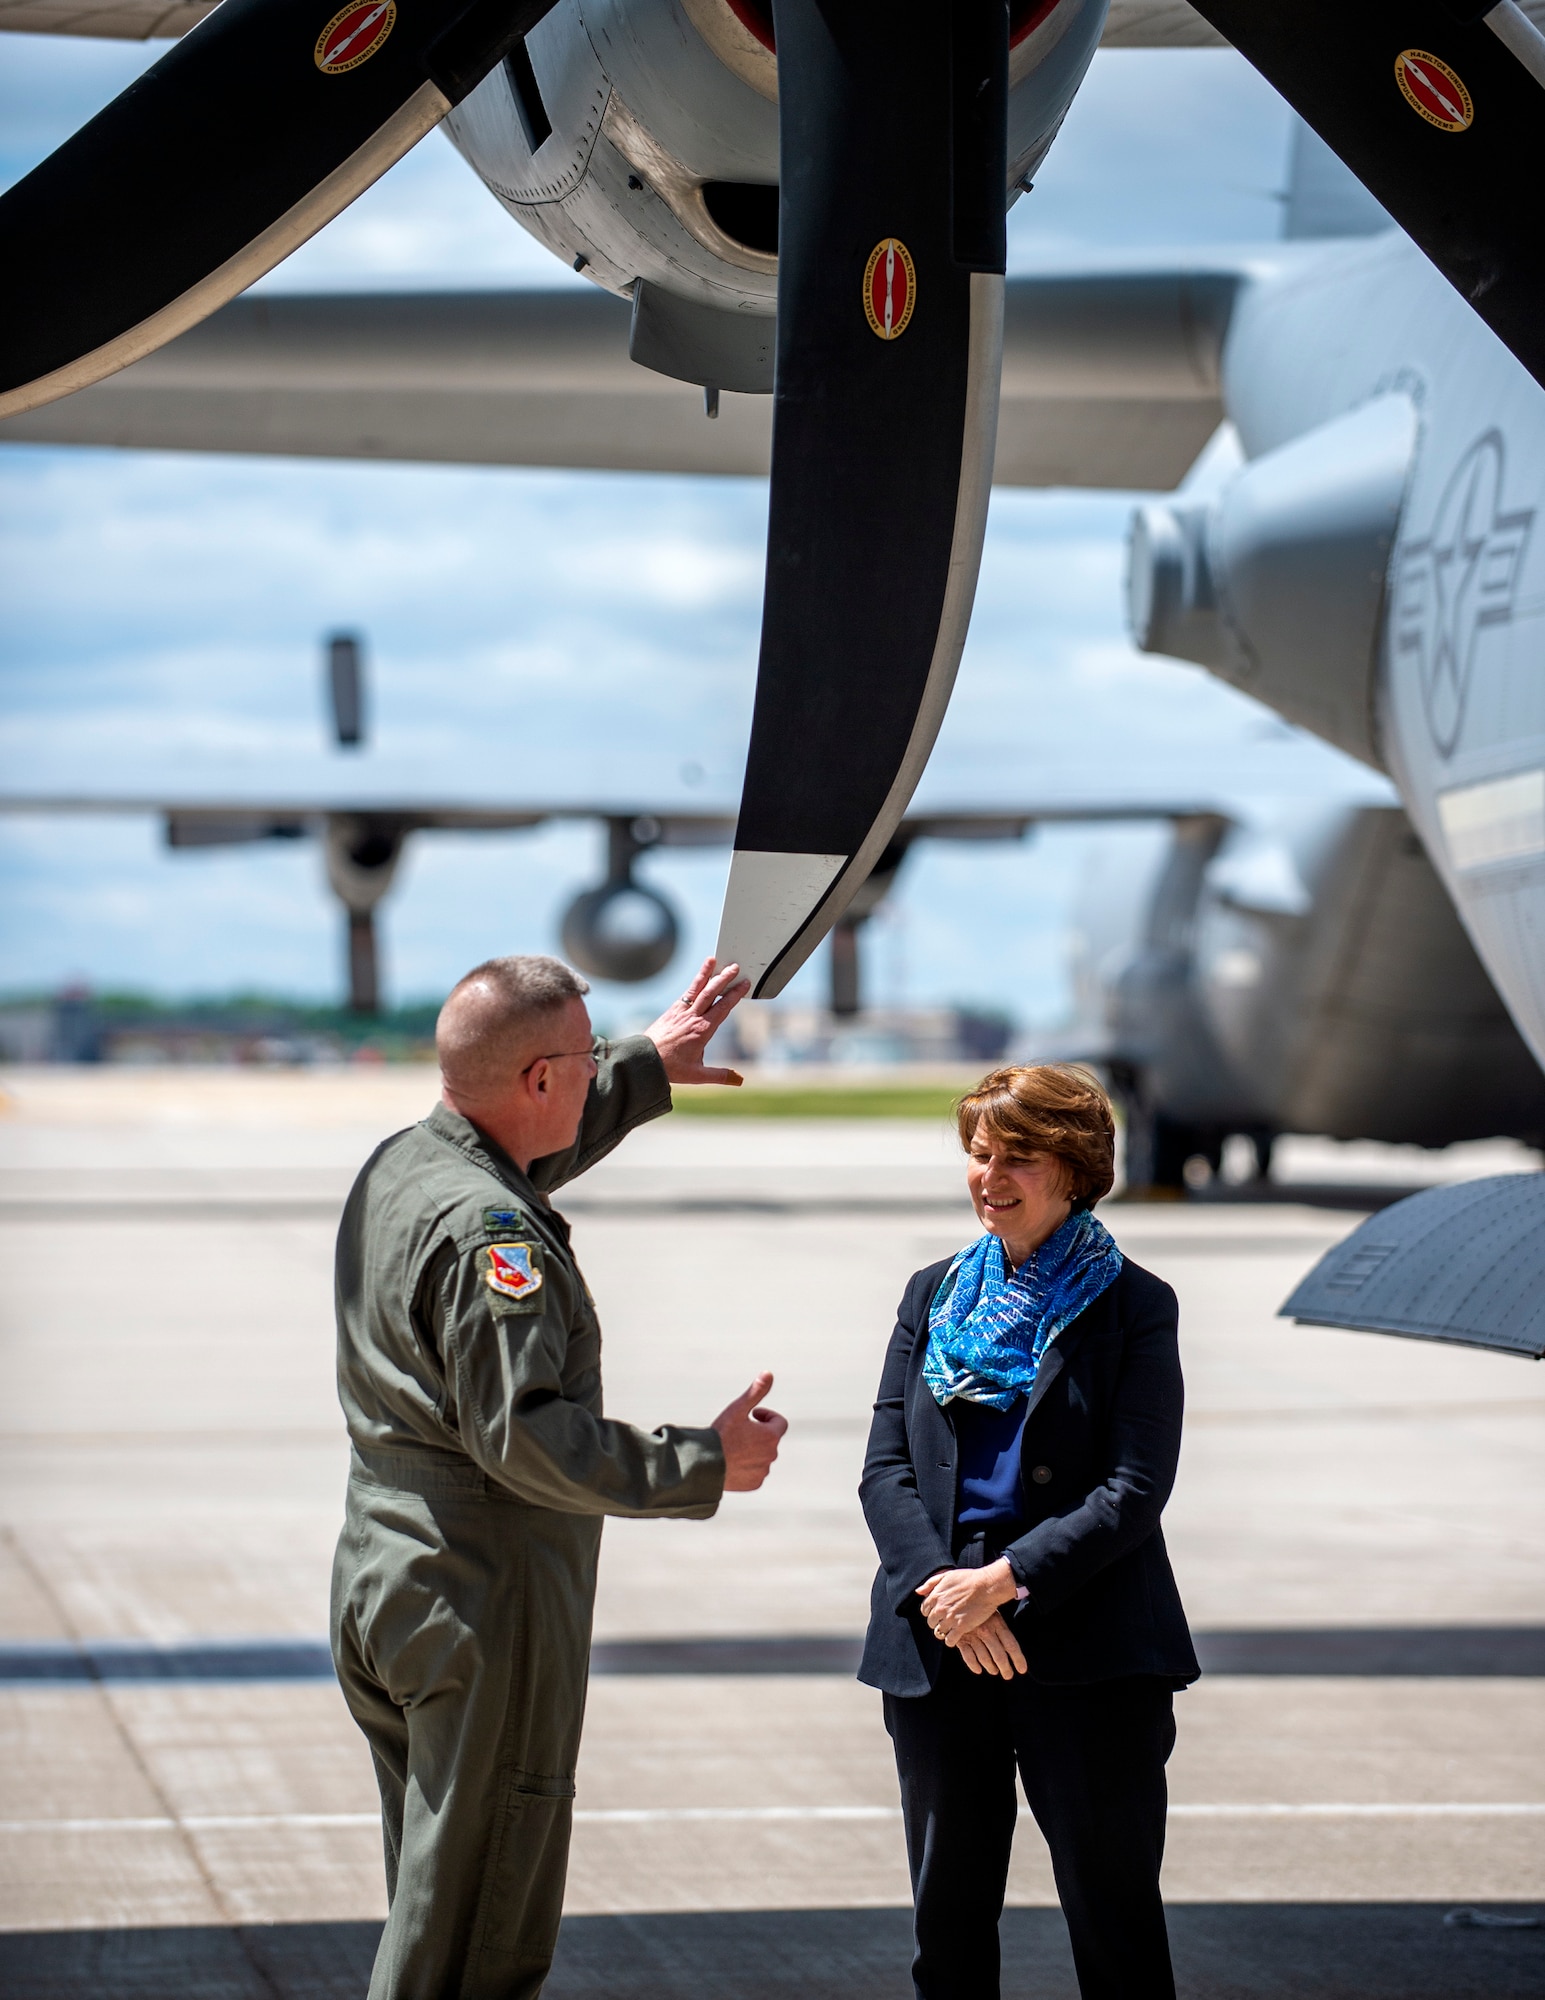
[
  {"x1": 2, "y1": 1904, "x2": 1540, "y2": 1999},
  {"x1": 1143, "y1": 1183, "x2": 1443, "y2": 1213},
  {"x1": 5, "y1": 1627, "x2": 1542, "y2": 1683}
]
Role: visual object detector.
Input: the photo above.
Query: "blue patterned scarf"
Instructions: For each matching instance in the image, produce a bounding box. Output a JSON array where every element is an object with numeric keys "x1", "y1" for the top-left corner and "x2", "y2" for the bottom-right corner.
[{"x1": 923, "y1": 1209, "x2": 1124, "y2": 1409}]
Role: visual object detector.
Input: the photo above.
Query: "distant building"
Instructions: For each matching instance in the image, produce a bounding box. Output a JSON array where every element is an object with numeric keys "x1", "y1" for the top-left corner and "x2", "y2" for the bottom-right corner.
[
  {"x1": 0, "y1": 989, "x2": 436, "y2": 1065},
  {"x1": 0, "y1": 1003, "x2": 55, "y2": 1064}
]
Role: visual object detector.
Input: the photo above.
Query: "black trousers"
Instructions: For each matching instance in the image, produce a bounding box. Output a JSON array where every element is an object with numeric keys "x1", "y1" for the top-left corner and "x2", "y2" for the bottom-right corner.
[{"x1": 884, "y1": 1658, "x2": 1177, "y2": 2000}]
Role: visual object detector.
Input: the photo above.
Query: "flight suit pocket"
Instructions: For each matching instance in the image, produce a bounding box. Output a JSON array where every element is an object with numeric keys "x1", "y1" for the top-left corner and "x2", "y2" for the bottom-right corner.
[
  {"x1": 465, "y1": 1761, "x2": 577, "y2": 1994},
  {"x1": 506, "y1": 1766, "x2": 576, "y2": 1801}
]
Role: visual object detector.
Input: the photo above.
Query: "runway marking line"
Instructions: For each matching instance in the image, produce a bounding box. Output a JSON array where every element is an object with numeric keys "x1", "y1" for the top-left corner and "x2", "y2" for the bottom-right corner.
[{"x1": 3, "y1": 1804, "x2": 1544, "y2": 1835}]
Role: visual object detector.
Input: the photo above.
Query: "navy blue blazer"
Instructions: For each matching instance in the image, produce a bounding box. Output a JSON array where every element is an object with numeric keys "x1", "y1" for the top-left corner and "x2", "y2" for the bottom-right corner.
[{"x1": 858, "y1": 1255, "x2": 1200, "y2": 1698}]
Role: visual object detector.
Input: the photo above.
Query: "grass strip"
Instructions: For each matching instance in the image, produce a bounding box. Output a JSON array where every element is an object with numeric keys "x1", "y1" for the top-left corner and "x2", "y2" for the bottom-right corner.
[{"x1": 670, "y1": 1085, "x2": 964, "y2": 1120}]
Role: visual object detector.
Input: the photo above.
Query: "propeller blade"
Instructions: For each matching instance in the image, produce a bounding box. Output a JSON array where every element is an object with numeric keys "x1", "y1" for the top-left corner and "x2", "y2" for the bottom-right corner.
[
  {"x1": 715, "y1": 0, "x2": 1008, "y2": 997},
  {"x1": 1187, "y1": 0, "x2": 1545, "y2": 390},
  {"x1": 0, "y1": 0, "x2": 553, "y2": 419}
]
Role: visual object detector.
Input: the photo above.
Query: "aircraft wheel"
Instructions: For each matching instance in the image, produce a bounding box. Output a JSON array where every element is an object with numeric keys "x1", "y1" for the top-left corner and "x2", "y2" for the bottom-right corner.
[{"x1": 1123, "y1": 1102, "x2": 1218, "y2": 1196}]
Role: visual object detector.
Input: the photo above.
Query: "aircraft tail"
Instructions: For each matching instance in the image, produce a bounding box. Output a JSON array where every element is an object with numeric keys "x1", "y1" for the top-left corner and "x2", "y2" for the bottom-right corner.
[
  {"x1": 1281, "y1": 1174, "x2": 1545, "y2": 1358},
  {"x1": 1282, "y1": 118, "x2": 1393, "y2": 241}
]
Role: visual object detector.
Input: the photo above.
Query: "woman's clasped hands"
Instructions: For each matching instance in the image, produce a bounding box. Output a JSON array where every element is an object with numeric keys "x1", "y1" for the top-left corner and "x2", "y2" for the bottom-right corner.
[{"x1": 915, "y1": 1558, "x2": 1028, "y2": 1679}]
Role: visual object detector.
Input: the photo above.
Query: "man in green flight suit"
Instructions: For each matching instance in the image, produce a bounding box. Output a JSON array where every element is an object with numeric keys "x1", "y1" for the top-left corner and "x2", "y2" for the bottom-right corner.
[{"x1": 331, "y1": 951, "x2": 784, "y2": 2000}]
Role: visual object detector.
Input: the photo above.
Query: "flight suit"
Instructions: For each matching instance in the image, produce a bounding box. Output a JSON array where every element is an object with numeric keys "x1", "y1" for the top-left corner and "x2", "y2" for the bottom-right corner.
[{"x1": 330, "y1": 1036, "x2": 725, "y2": 2000}]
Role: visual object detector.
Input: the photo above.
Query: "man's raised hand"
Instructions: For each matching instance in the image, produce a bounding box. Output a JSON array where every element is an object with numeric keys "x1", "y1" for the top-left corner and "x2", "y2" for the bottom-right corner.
[
  {"x1": 712, "y1": 1371, "x2": 788, "y2": 1491},
  {"x1": 646, "y1": 957, "x2": 751, "y2": 1087}
]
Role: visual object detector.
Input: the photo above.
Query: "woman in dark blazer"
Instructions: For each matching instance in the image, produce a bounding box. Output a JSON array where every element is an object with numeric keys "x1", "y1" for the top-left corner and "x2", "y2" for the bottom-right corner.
[{"x1": 859, "y1": 1064, "x2": 1198, "y2": 2000}]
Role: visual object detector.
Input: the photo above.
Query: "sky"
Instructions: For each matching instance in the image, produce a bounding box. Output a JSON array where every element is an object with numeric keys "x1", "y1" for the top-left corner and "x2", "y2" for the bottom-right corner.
[{"x1": 0, "y1": 36, "x2": 1393, "y2": 1030}]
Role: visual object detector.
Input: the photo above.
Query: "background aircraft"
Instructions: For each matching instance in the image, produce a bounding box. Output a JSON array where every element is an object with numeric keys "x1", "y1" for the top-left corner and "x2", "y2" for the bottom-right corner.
[
  {"x1": 0, "y1": 630, "x2": 1200, "y2": 1017},
  {"x1": 8, "y1": 619, "x2": 1543, "y2": 1199},
  {"x1": 1067, "y1": 799, "x2": 1545, "y2": 1187}
]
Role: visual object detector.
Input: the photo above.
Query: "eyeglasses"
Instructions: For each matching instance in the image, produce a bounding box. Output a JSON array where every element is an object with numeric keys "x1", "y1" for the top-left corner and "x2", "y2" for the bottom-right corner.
[{"x1": 521, "y1": 1047, "x2": 599, "y2": 1076}]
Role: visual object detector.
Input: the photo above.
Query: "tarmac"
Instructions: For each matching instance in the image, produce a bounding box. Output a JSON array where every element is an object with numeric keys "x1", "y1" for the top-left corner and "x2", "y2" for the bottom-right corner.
[{"x1": 1, "y1": 1065, "x2": 1541, "y2": 1998}]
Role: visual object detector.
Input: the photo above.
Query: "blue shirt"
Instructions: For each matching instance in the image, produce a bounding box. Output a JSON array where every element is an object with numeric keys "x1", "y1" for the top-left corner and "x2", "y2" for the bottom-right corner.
[{"x1": 953, "y1": 1392, "x2": 1029, "y2": 1535}]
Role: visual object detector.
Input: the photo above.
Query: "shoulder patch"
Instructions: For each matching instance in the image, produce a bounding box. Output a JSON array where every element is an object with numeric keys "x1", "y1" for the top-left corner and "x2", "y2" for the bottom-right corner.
[
  {"x1": 482, "y1": 1206, "x2": 526, "y2": 1234},
  {"x1": 482, "y1": 1240, "x2": 544, "y2": 1304}
]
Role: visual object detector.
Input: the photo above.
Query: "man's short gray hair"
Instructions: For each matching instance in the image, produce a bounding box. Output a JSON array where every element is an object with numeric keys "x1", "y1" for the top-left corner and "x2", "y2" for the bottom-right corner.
[{"x1": 436, "y1": 954, "x2": 590, "y2": 1098}]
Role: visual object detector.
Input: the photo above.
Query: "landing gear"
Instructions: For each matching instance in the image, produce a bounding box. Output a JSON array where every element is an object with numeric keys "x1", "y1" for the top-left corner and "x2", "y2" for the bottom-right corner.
[
  {"x1": 1121, "y1": 1097, "x2": 1276, "y2": 1197},
  {"x1": 324, "y1": 815, "x2": 407, "y2": 1016},
  {"x1": 828, "y1": 836, "x2": 911, "y2": 1017},
  {"x1": 1122, "y1": 1103, "x2": 1218, "y2": 1196},
  {"x1": 1239, "y1": 1127, "x2": 1276, "y2": 1184}
]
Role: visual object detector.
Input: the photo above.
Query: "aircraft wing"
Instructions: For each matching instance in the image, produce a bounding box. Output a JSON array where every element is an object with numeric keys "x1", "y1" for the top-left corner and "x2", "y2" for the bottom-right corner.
[
  {"x1": 0, "y1": 0, "x2": 207, "y2": 31},
  {"x1": 0, "y1": 270, "x2": 1239, "y2": 492},
  {"x1": 0, "y1": 796, "x2": 734, "y2": 842},
  {"x1": 0, "y1": 797, "x2": 1211, "y2": 835}
]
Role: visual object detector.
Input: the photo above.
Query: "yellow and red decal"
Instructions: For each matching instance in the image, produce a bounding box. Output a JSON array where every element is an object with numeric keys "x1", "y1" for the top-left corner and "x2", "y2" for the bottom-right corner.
[
  {"x1": 864, "y1": 238, "x2": 916, "y2": 341},
  {"x1": 314, "y1": 0, "x2": 396, "y2": 74},
  {"x1": 1395, "y1": 49, "x2": 1473, "y2": 132}
]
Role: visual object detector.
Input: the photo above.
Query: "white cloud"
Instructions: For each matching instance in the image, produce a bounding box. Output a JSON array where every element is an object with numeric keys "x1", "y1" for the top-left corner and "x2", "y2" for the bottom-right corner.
[{"x1": 555, "y1": 537, "x2": 765, "y2": 610}]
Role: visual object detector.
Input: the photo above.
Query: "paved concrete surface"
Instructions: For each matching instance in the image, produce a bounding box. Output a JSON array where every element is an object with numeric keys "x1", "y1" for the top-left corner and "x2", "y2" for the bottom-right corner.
[{"x1": 1, "y1": 1067, "x2": 1541, "y2": 1995}]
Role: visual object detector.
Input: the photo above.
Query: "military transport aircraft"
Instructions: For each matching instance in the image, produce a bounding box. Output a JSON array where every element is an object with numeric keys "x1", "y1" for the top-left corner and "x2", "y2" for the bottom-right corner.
[
  {"x1": 0, "y1": 630, "x2": 1200, "y2": 1020},
  {"x1": 5, "y1": 0, "x2": 1545, "y2": 1339}
]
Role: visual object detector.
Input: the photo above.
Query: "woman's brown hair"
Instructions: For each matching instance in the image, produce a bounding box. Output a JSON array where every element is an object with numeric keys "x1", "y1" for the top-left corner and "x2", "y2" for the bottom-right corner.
[{"x1": 955, "y1": 1064, "x2": 1116, "y2": 1211}]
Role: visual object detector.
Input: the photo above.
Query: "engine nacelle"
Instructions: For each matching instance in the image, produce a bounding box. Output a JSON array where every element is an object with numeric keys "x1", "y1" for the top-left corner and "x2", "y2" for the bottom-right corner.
[
  {"x1": 561, "y1": 879, "x2": 679, "y2": 981},
  {"x1": 559, "y1": 816, "x2": 682, "y2": 981},
  {"x1": 324, "y1": 814, "x2": 407, "y2": 916},
  {"x1": 1127, "y1": 393, "x2": 1418, "y2": 769},
  {"x1": 442, "y1": 0, "x2": 1108, "y2": 393}
]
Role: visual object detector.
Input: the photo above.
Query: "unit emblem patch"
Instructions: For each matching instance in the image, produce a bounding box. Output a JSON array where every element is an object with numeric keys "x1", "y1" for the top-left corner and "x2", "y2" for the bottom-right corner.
[
  {"x1": 864, "y1": 238, "x2": 916, "y2": 340},
  {"x1": 483, "y1": 1241, "x2": 544, "y2": 1301},
  {"x1": 1395, "y1": 50, "x2": 1473, "y2": 132},
  {"x1": 315, "y1": 0, "x2": 396, "y2": 74}
]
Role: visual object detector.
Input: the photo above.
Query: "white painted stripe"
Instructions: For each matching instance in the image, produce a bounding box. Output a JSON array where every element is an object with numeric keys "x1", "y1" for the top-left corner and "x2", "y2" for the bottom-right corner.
[
  {"x1": 1166, "y1": 1802, "x2": 1545, "y2": 1819},
  {"x1": 1437, "y1": 768, "x2": 1545, "y2": 871},
  {"x1": 577, "y1": 1806, "x2": 899, "y2": 1823},
  {"x1": 714, "y1": 850, "x2": 848, "y2": 996},
  {"x1": 0, "y1": 1817, "x2": 183, "y2": 1834},
  {"x1": 2, "y1": 1802, "x2": 1542, "y2": 1836},
  {"x1": 0, "y1": 1813, "x2": 382, "y2": 1834}
]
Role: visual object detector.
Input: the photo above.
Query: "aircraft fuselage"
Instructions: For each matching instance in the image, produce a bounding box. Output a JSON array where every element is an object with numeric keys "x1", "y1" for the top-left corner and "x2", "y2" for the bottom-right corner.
[{"x1": 1185, "y1": 230, "x2": 1545, "y2": 1075}]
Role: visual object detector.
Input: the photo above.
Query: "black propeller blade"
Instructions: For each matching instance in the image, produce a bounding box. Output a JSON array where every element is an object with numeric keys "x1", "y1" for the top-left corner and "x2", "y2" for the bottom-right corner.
[
  {"x1": 0, "y1": 0, "x2": 554, "y2": 419},
  {"x1": 1187, "y1": 0, "x2": 1545, "y2": 391},
  {"x1": 715, "y1": 0, "x2": 1009, "y2": 996}
]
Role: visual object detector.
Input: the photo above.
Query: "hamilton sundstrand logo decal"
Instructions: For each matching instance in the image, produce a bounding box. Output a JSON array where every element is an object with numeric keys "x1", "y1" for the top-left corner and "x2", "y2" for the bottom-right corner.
[
  {"x1": 315, "y1": 0, "x2": 396, "y2": 72},
  {"x1": 1392, "y1": 432, "x2": 1533, "y2": 756},
  {"x1": 1395, "y1": 50, "x2": 1474, "y2": 132},
  {"x1": 864, "y1": 239, "x2": 916, "y2": 340}
]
